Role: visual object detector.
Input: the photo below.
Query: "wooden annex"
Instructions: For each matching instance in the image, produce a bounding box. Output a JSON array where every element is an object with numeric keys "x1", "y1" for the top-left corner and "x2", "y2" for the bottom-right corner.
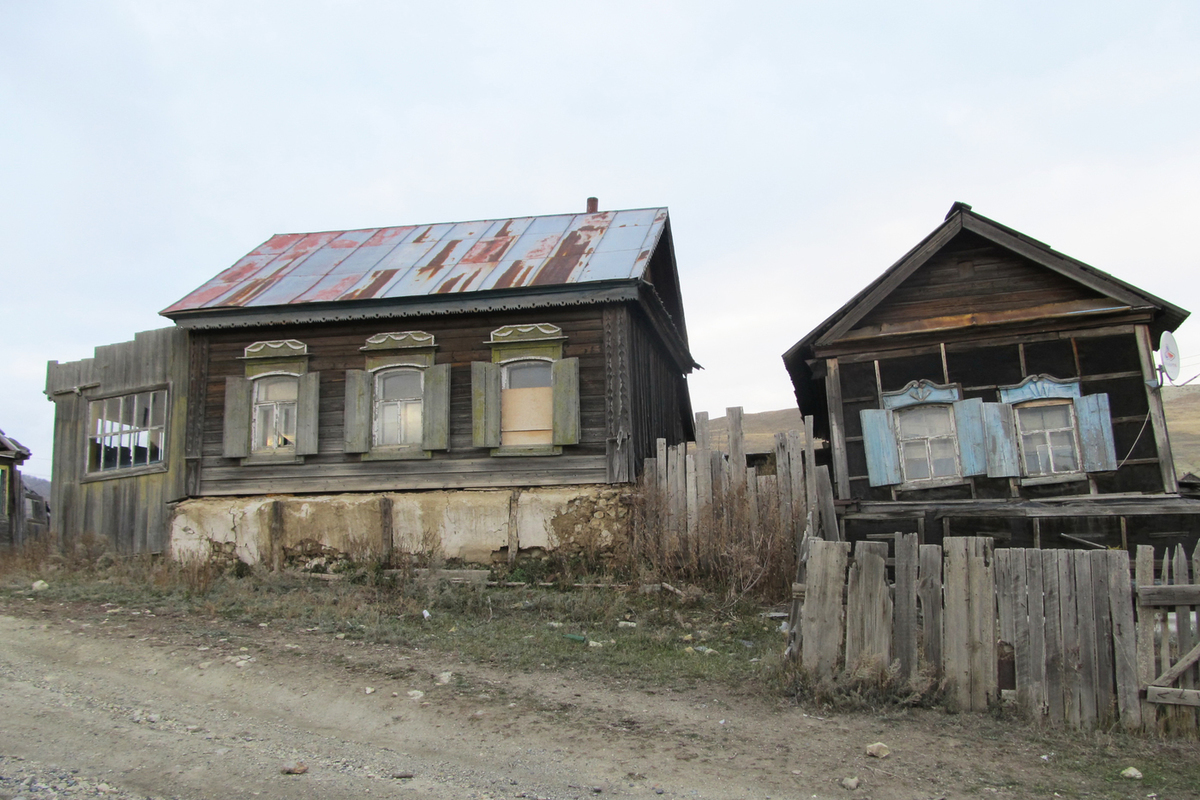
[
  {"x1": 0, "y1": 427, "x2": 48, "y2": 548},
  {"x1": 45, "y1": 202, "x2": 698, "y2": 556},
  {"x1": 783, "y1": 202, "x2": 1200, "y2": 552}
]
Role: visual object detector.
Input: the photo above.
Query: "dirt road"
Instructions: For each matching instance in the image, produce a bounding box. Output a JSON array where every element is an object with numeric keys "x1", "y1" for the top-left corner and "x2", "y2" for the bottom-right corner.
[{"x1": 0, "y1": 602, "x2": 1192, "y2": 800}]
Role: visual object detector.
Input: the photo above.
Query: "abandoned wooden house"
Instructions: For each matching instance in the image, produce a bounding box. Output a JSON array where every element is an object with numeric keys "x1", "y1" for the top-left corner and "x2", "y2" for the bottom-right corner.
[
  {"x1": 45, "y1": 202, "x2": 697, "y2": 563},
  {"x1": 783, "y1": 202, "x2": 1200, "y2": 553},
  {"x1": 0, "y1": 427, "x2": 48, "y2": 548}
]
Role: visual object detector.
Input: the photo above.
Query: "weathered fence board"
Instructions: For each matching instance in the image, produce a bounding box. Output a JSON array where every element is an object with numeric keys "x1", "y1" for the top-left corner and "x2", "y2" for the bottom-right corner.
[
  {"x1": 802, "y1": 540, "x2": 851, "y2": 679},
  {"x1": 845, "y1": 541, "x2": 892, "y2": 676}
]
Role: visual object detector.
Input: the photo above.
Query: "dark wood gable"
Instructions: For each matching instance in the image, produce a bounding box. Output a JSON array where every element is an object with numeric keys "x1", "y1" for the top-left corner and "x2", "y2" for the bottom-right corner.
[{"x1": 847, "y1": 230, "x2": 1111, "y2": 341}]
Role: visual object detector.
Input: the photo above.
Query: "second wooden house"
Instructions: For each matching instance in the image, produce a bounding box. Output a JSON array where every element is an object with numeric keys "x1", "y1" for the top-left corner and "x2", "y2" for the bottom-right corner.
[{"x1": 783, "y1": 202, "x2": 1200, "y2": 552}]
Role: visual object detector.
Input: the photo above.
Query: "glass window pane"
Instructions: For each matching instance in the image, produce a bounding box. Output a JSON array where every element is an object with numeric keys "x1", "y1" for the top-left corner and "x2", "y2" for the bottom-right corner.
[
  {"x1": 1022, "y1": 433, "x2": 1048, "y2": 474},
  {"x1": 402, "y1": 400, "x2": 422, "y2": 444},
  {"x1": 257, "y1": 376, "x2": 298, "y2": 402},
  {"x1": 1018, "y1": 403, "x2": 1072, "y2": 433},
  {"x1": 379, "y1": 403, "x2": 400, "y2": 445},
  {"x1": 379, "y1": 370, "x2": 422, "y2": 401},
  {"x1": 507, "y1": 361, "x2": 552, "y2": 389},
  {"x1": 255, "y1": 405, "x2": 275, "y2": 449},
  {"x1": 902, "y1": 440, "x2": 930, "y2": 480},
  {"x1": 1049, "y1": 431, "x2": 1078, "y2": 472},
  {"x1": 930, "y1": 438, "x2": 958, "y2": 477},
  {"x1": 898, "y1": 406, "x2": 951, "y2": 439}
]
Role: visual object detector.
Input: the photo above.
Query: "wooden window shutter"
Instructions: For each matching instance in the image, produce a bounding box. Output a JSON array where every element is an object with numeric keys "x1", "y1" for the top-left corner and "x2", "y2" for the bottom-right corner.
[
  {"x1": 1075, "y1": 394, "x2": 1118, "y2": 472},
  {"x1": 859, "y1": 408, "x2": 901, "y2": 487},
  {"x1": 295, "y1": 372, "x2": 321, "y2": 455},
  {"x1": 222, "y1": 376, "x2": 252, "y2": 458},
  {"x1": 422, "y1": 363, "x2": 451, "y2": 451},
  {"x1": 551, "y1": 357, "x2": 580, "y2": 446},
  {"x1": 471, "y1": 361, "x2": 500, "y2": 448},
  {"x1": 982, "y1": 402, "x2": 1021, "y2": 477},
  {"x1": 952, "y1": 398, "x2": 987, "y2": 476},
  {"x1": 343, "y1": 369, "x2": 371, "y2": 454}
]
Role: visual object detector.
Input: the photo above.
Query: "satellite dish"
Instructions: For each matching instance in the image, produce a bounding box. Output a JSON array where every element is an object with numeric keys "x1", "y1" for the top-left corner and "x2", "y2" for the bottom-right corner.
[{"x1": 1160, "y1": 330, "x2": 1181, "y2": 382}]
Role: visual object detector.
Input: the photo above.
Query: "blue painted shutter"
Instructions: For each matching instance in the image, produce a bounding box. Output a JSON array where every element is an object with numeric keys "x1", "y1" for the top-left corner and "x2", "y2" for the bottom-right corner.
[
  {"x1": 860, "y1": 408, "x2": 901, "y2": 487},
  {"x1": 982, "y1": 402, "x2": 1021, "y2": 478},
  {"x1": 1075, "y1": 393, "x2": 1118, "y2": 472},
  {"x1": 953, "y1": 398, "x2": 987, "y2": 476}
]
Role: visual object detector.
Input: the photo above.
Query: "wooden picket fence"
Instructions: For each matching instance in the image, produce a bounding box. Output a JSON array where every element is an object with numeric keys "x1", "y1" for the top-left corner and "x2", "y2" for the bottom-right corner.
[{"x1": 796, "y1": 535, "x2": 1200, "y2": 734}]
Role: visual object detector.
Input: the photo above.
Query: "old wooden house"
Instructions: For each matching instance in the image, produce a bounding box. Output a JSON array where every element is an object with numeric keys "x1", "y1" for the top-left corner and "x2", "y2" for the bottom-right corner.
[
  {"x1": 46, "y1": 202, "x2": 697, "y2": 563},
  {"x1": 0, "y1": 428, "x2": 47, "y2": 548},
  {"x1": 783, "y1": 203, "x2": 1200, "y2": 552}
]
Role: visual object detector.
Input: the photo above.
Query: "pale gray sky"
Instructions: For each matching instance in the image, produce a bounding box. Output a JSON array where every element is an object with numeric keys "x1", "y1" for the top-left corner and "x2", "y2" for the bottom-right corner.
[{"x1": 3, "y1": 1, "x2": 1199, "y2": 478}]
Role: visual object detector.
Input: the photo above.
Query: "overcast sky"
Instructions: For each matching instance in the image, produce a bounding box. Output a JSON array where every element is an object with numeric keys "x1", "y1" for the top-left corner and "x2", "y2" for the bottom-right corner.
[{"x1": 3, "y1": 1, "x2": 1200, "y2": 479}]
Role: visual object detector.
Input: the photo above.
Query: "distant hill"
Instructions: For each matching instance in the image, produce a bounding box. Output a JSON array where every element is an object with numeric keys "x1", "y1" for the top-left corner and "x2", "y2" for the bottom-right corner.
[
  {"x1": 1163, "y1": 386, "x2": 1200, "y2": 479},
  {"x1": 701, "y1": 408, "x2": 806, "y2": 454},
  {"x1": 21, "y1": 474, "x2": 51, "y2": 499}
]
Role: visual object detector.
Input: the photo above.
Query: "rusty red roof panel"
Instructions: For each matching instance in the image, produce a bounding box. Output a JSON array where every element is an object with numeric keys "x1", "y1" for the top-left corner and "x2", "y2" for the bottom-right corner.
[{"x1": 162, "y1": 207, "x2": 668, "y2": 314}]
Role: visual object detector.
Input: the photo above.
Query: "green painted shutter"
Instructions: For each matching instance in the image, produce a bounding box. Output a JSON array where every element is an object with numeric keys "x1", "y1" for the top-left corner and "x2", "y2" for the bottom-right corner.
[
  {"x1": 223, "y1": 376, "x2": 251, "y2": 458},
  {"x1": 982, "y1": 402, "x2": 1021, "y2": 477},
  {"x1": 860, "y1": 408, "x2": 901, "y2": 487},
  {"x1": 422, "y1": 363, "x2": 451, "y2": 451},
  {"x1": 552, "y1": 357, "x2": 581, "y2": 446},
  {"x1": 1075, "y1": 393, "x2": 1118, "y2": 472},
  {"x1": 471, "y1": 361, "x2": 500, "y2": 448},
  {"x1": 296, "y1": 372, "x2": 321, "y2": 456},
  {"x1": 343, "y1": 369, "x2": 371, "y2": 454},
  {"x1": 953, "y1": 398, "x2": 987, "y2": 476}
]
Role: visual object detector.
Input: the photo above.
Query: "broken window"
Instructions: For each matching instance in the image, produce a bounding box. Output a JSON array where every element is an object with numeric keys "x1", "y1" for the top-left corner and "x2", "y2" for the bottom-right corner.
[
  {"x1": 252, "y1": 375, "x2": 298, "y2": 452},
  {"x1": 87, "y1": 389, "x2": 168, "y2": 473},
  {"x1": 1015, "y1": 401, "x2": 1081, "y2": 477},
  {"x1": 895, "y1": 405, "x2": 960, "y2": 482}
]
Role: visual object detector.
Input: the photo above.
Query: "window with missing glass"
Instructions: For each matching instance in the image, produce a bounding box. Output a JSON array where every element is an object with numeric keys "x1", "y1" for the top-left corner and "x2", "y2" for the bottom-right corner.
[
  {"x1": 87, "y1": 389, "x2": 168, "y2": 473},
  {"x1": 1015, "y1": 400, "x2": 1080, "y2": 477},
  {"x1": 252, "y1": 375, "x2": 299, "y2": 452},
  {"x1": 894, "y1": 404, "x2": 960, "y2": 483}
]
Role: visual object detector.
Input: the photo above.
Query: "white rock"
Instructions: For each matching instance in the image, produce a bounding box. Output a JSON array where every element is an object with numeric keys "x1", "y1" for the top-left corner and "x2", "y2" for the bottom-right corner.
[
  {"x1": 865, "y1": 742, "x2": 890, "y2": 758},
  {"x1": 1120, "y1": 767, "x2": 1142, "y2": 779},
  {"x1": 436, "y1": 671, "x2": 453, "y2": 684},
  {"x1": 840, "y1": 776, "x2": 860, "y2": 790},
  {"x1": 618, "y1": 621, "x2": 637, "y2": 628},
  {"x1": 32, "y1": 580, "x2": 49, "y2": 592},
  {"x1": 364, "y1": 687, "x2": 376, "y2": 694},
  {"x1": 408, "y1": 690, "x2": 425, "y2": 700}
]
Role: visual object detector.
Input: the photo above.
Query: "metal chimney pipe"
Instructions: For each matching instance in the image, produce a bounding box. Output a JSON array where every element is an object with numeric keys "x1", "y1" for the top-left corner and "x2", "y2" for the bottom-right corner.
[{"x1": 586, "y1": 197, "x2": 599, "y2": 214}]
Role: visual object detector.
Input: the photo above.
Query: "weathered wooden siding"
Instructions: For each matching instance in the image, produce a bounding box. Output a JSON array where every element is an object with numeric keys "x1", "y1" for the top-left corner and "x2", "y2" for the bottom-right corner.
[
  {"x1": 193, "y1": 305, "x2": 677, "y2": 495},
  {"x1": 836, "y1": 326, "x2": 1163, "y2": 506},
  {"x1": 45, "y1": 327, "x2": 189, "y2": 553},
  {"x1": 851, "y1": 232, "x2": 1107, "y2": 333},
  {"x1": 626, "y1": 306, "x2": 689, "y2": 470}
]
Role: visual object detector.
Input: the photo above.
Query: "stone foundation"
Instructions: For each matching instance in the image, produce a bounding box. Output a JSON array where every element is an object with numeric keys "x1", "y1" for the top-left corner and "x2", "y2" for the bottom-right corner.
[{"x1": 169, "y1": 486, "x2": 630, "y2": 567}]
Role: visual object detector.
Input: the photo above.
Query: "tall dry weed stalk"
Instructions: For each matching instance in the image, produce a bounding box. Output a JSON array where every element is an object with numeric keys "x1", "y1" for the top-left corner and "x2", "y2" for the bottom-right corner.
[{"x1": 627, "y1": 475, "x2": 795, "y2": 603}]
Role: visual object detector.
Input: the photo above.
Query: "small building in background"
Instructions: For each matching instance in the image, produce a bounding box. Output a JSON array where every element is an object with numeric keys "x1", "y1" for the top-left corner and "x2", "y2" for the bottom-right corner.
[
  {"x1": 0, "y1": 428, "x2": 48, "y2": 548},
  {"x1": 46, "y1": 201, "x2": 697, "y2": 564},
  {"x1": 783, "y1": 202, "x2": 1200, "y2": 553}
]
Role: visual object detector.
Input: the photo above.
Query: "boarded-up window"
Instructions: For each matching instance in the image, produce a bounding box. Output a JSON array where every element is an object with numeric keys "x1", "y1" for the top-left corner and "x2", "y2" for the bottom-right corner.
[{"x1": 501, "y1": 360, "x2": 553, "y2": 446}]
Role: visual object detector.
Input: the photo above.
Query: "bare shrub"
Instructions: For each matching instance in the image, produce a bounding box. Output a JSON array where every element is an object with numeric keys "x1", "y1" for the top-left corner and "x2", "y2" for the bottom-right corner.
[{"x1": 626, "y1": 472, "x2": 796, "y2": 604}]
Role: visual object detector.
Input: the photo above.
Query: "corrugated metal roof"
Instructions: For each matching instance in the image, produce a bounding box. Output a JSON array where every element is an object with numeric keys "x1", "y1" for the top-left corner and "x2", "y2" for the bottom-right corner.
[{"x1": 163, "y1": 207, "x2": 668, "y2": 315}]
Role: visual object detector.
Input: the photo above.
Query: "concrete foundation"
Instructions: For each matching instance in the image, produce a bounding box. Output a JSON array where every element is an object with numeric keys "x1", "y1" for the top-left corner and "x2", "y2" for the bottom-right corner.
[{"x1": 169, "y1": 485, "x2": 630, "y2": 566}]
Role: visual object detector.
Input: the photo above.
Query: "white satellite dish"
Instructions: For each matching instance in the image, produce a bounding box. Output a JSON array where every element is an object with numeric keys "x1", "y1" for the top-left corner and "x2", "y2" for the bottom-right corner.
[{"x1": 1160, "y1": 330, "x2": 1181, "y2": 382}]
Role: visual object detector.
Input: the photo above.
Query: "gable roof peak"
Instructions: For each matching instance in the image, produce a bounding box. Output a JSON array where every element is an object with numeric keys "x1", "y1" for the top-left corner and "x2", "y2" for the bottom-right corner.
[{"x1": 945, "y1": 201, "x2": 972, "y2": 220}]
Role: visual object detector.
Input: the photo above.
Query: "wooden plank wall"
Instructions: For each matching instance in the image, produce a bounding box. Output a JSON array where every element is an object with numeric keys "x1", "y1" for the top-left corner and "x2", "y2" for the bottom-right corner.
[
  {"x1": 45, "y1": 327, "x2": 189, "y2": 553},
  {"x1": 191, "y1": 304, "x2": 691, "y2": 495}
]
